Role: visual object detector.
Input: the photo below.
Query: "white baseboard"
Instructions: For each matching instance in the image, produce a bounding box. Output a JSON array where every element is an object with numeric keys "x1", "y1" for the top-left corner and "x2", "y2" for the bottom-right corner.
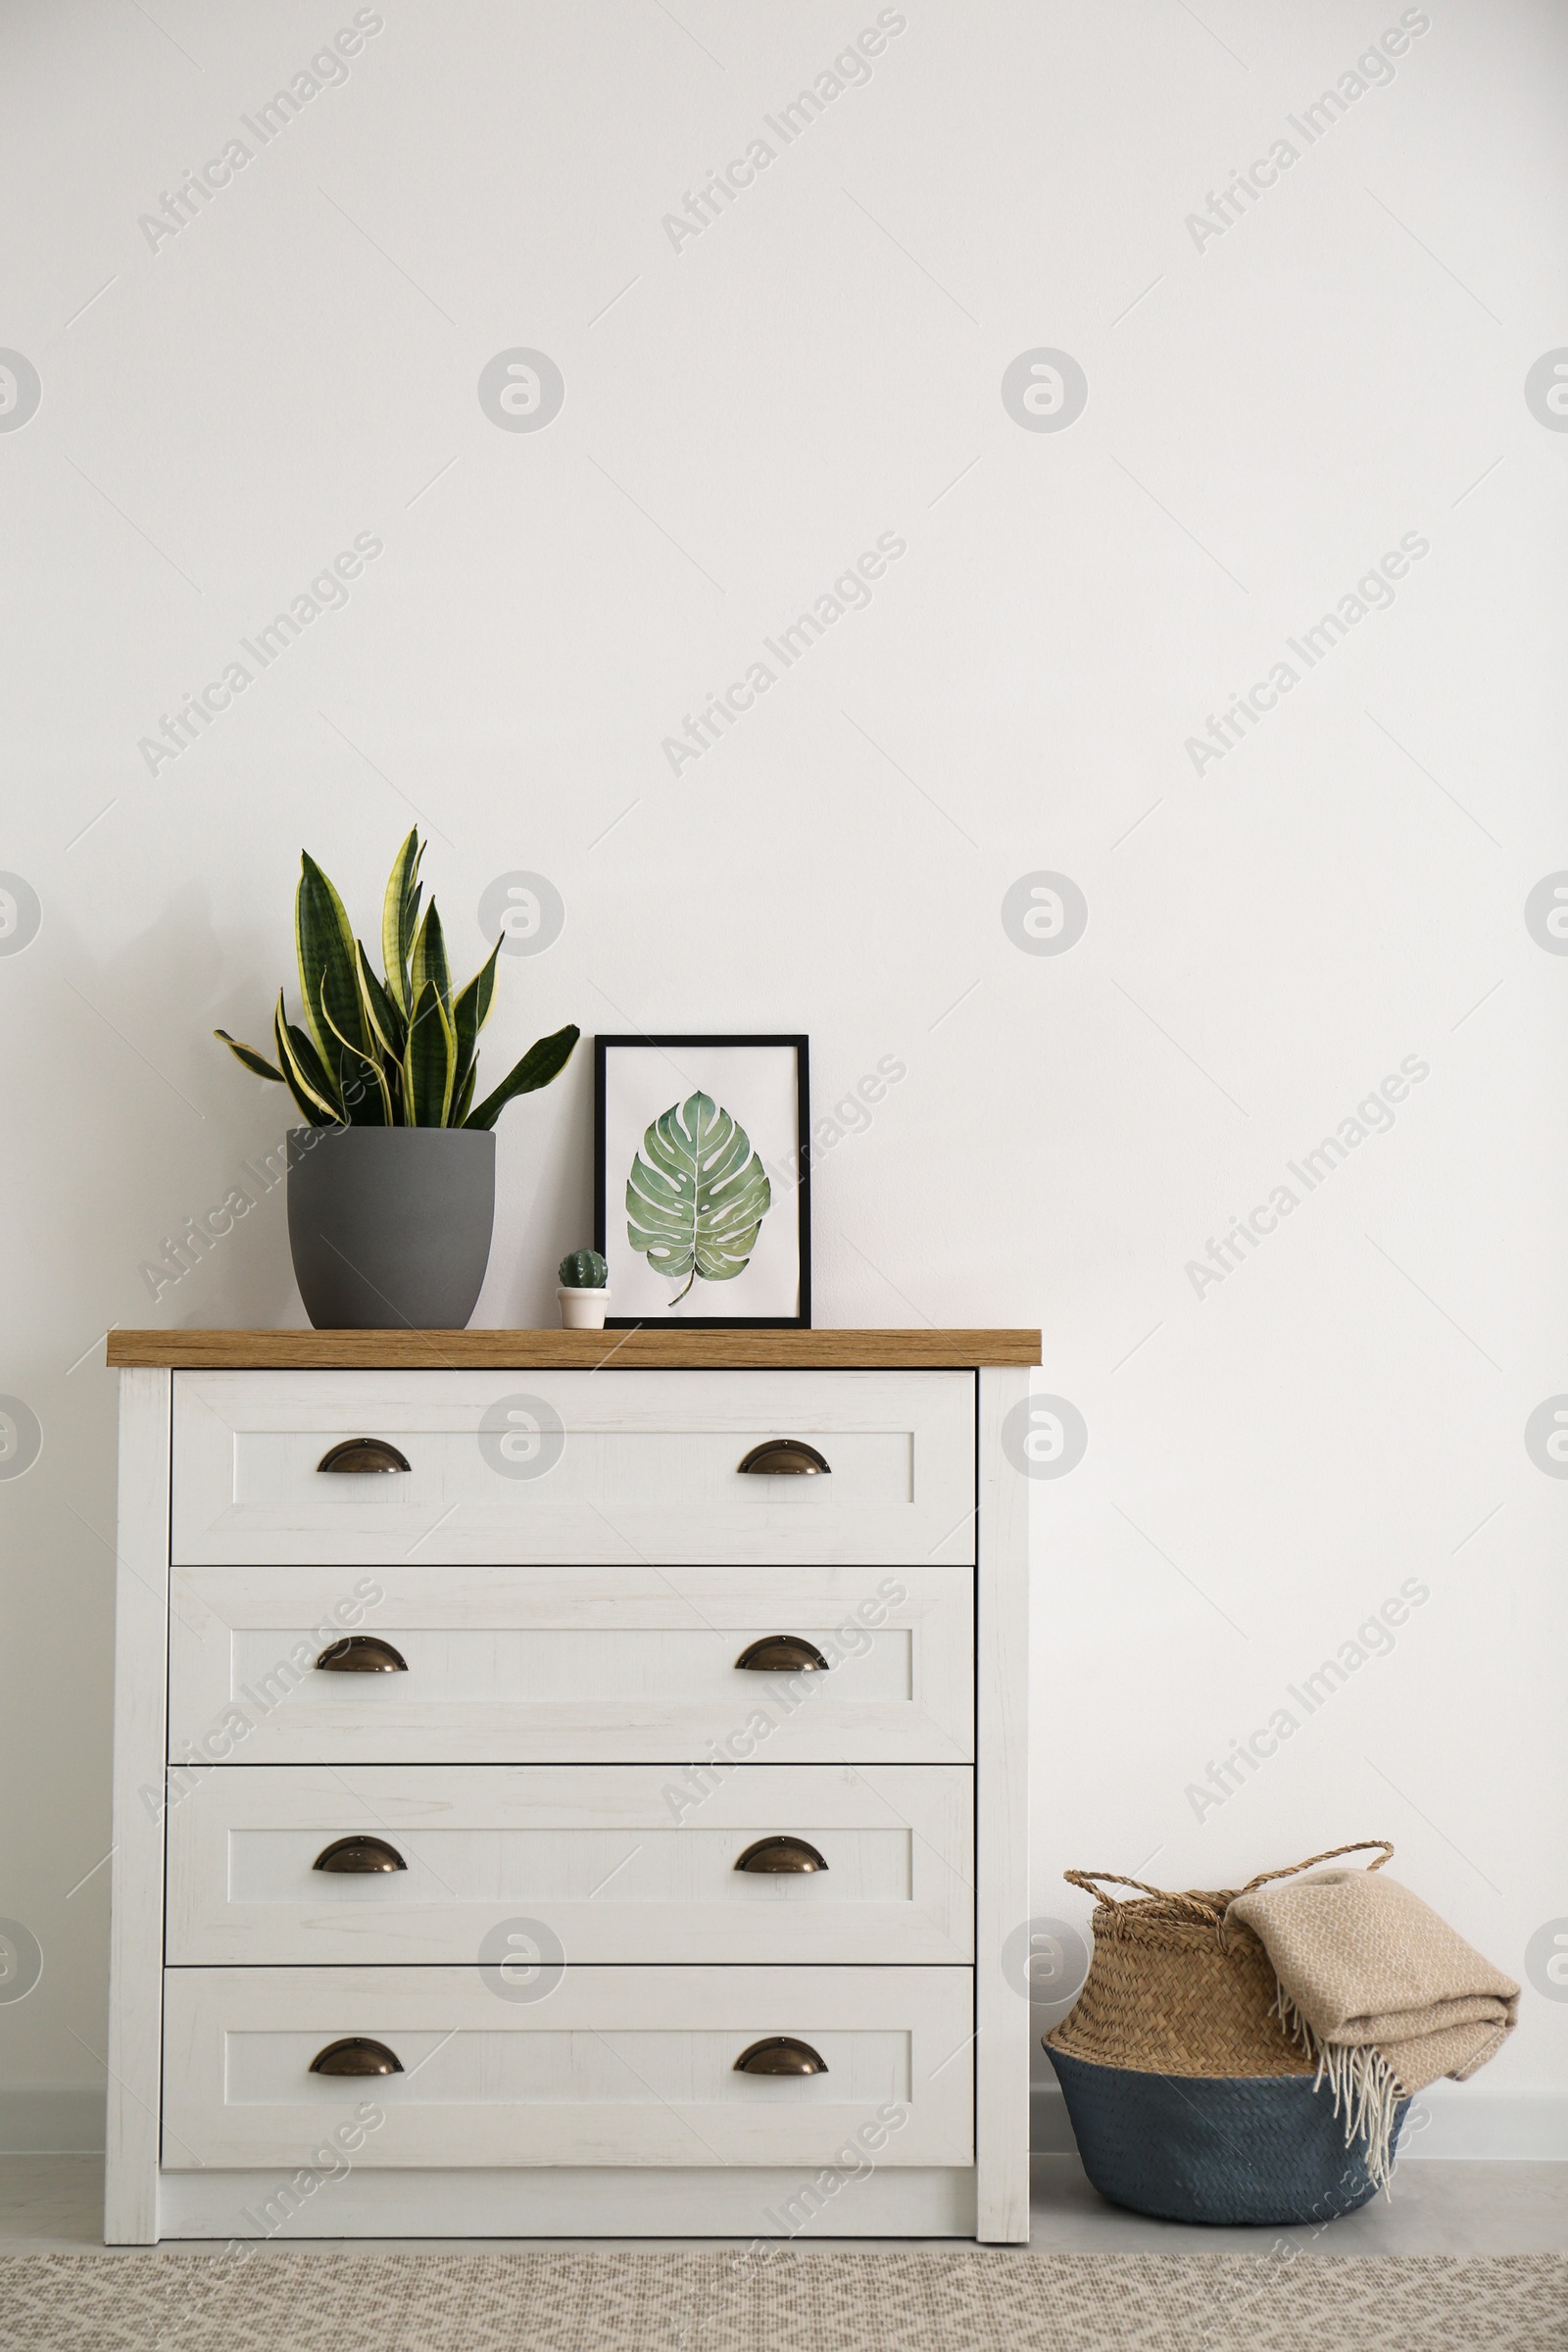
[
  {"x1": 1400, "y1": 2087, "x2": 1568, "y2": 2160},
  {"x1": 0, "y1": 2086, "x2": 105, "y2": 2153},
  {"x1": 1031, "y1": 2082, "x2": 1568, "y2": 2163},
  {"x1": 1030, "y1": 2084, "x2": 1078, "y2": 2153}
]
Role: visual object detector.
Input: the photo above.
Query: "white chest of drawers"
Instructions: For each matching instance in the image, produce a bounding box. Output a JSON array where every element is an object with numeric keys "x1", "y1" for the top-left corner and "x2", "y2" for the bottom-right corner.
[{"x1": 105, "y1": 1329, "x2": 1035, "y2": 2245}]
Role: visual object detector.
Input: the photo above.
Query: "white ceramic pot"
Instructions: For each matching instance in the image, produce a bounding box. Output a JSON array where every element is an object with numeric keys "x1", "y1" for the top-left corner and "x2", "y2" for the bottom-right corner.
[{"x1": 557, "y1": 1286, "x2": 610, "y2": 1330}]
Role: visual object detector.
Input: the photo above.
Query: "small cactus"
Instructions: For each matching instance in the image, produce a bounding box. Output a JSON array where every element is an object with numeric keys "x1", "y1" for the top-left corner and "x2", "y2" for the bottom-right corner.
[{"x1": 559, "y1": 1249, "x2": 608, "y2": 1290}]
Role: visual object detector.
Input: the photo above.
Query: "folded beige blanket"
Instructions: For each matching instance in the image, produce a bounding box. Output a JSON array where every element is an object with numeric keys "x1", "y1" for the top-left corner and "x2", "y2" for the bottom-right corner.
[{"x1": 1229, "y1": 1866, "x2": 1518, "y2": 2187}]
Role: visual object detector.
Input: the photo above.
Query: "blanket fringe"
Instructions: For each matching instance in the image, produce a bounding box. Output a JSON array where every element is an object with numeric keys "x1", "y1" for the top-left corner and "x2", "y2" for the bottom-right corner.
[{"x1": 1273, "y1": 1986, "x2": 1402, "y2": 2193}]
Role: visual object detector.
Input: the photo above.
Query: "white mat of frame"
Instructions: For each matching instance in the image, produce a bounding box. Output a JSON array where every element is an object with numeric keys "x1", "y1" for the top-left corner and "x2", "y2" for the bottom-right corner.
[{"x1": 1, "y1": 2251, "x2": 1566, "y2": 2352}]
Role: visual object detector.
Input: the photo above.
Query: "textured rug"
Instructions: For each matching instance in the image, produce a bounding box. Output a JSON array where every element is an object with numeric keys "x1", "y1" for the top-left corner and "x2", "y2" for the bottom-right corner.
[{"x1": 1, "y1": 2251, "x2": 1564, "y2": 2352}]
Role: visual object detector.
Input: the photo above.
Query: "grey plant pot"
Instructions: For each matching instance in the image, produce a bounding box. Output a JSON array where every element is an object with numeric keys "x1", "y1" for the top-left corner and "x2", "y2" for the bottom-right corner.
[{"x1": 286, "y1": 1126, "x2": 496, "y2": 1330}]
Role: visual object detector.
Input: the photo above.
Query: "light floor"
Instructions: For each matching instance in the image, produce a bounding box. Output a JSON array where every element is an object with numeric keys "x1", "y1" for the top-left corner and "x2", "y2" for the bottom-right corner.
[{"x1": 3, "y1": 2154, "x2": 1564, "y2": 2257}]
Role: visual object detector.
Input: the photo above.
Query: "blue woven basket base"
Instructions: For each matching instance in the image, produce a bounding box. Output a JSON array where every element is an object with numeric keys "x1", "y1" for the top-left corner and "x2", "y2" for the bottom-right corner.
[{"x1": 1044, "y1": 2044, "x2": 1409, "y2": 2228}]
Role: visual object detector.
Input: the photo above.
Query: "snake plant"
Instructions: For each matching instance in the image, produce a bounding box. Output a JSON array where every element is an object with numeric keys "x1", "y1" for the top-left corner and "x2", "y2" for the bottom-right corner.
[{"x1": 215, "y1": 831, "x2": 579, "y2": 1128}]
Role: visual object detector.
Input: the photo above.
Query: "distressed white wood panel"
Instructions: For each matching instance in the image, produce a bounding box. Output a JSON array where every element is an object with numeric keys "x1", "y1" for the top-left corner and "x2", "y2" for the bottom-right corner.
[
  {"x1": 172, "y1": 1370, "x2": 976, "y2": 1565},
  {"x1": 157, "y1": 2163, "x2": 977, "y2": 2240},
  {"x1": 166, "y1": 1566, "x2": 972, "y2": 1764},
  {"x1": 166, "y1": 1763, "x2": 973, "y2": 1964},
  {"x1": 974, "y1": 1367, "x2": 1031, "y2": 2244},
  {"x1": 161, "y1": 1967, "x2": 974, "y2": 2171},
  {"x1": 105, "y1": 1368, "x2": 170, "y2": 2245}
]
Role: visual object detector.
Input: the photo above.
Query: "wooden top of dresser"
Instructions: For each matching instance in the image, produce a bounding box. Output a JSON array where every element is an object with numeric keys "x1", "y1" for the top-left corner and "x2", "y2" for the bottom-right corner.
[{"x1": 106, "y1": 1328, "x2": 1041, "y2": 1370}]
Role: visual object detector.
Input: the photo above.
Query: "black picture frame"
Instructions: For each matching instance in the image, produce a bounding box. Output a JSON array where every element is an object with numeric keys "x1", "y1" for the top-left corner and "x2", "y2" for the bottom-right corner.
[{"x1": 593, "y1": 1034, "x2": 811, "y2": 1329}]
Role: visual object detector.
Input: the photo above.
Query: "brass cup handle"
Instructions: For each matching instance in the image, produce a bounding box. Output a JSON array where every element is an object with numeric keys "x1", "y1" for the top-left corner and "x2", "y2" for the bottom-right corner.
[
  {"x1": 318, "y1": 1439, "x2": 412, "y2": 1474},
  {"x1": 734, "y1": 1836, "x2": 828, "y2": 1875},
  {"x1": 738, "y1": 1440, "x2": 830, "y2": 1476},
  {"x1": 313, "y1": 1836, "x2": 407, "y2": 1874},
  {"x1": 309, "y1": 2036, "x2": 404, "y2": 2078},
  {"x1": 315, "y1": 1636, "x2": 408, "y2": 1674},
  {"x1": 735, "y1": 1635, "x2": 829, "y2": 1674},
  {"x1": 734, "y1": 2036, "x2": 829, "y2": 2076}
]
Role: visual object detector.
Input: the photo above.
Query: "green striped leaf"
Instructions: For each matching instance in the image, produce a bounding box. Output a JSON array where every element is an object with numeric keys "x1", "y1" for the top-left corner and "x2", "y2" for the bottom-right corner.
[
  {"x1": 411, "y1": 901, "x2": 452, "y2": 1019},
  {"x1": 321, "y1": 1003, "x2": 393, "y2": 1125},
  {"x1": 464, "y1": 1022, "x2": 579, "y2": 1132},
  {"x1": 402, "y1": 979, "x2": 456, "y2": 1126},
  {"x1": 296, "y1": 852, "x2": 368, "y2": 1084},
  {"x1": 214, "y1": 1030, "x2": 285, "y2": 1085},
  {"x1": 273, "y1": 995, "x2": 341, "y2": 1125},
  {"x1": 452, "y1": 936, "x2": 501, "y2": 1105},
  {"x1": 276, "y1": 999, "x2": 339, "y2": 1112},
  {"x1": 380, "y1": 830, "x2": 423, "y2": 1017},
  {"x1": 357, "y1": 941, "x2": 405, "y2": 1062}
]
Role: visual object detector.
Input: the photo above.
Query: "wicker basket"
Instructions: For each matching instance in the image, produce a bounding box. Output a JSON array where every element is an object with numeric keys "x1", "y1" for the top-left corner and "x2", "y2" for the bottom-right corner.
[{"x1": 1044, "y1": 1841, "x2": 1409, "y2": 2227}]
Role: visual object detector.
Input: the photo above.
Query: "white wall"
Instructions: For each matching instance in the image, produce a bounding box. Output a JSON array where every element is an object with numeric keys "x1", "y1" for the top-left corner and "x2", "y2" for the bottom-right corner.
[{"x1": 2, "y1": 0, "x2": 1565, "y2": 2160}]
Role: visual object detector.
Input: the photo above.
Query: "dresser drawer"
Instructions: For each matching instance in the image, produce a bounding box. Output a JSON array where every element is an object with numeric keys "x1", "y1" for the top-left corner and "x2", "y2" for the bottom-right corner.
[
  {"x1": 167, "y1": 1566, "x2": 974, "y2": 1764},
  {"x1": 171, "y1": 1369, "x2": 975, "y2": 1566},
  {"x1": 166, "y1": 1764, "x2": 974, "y2": 1966},
  {"x1": 160, "y1": 1965, "x2": 974, "y2": 2172}
]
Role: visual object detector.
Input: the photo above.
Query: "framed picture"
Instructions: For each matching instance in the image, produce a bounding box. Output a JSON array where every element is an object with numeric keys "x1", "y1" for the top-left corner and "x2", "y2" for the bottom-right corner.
[{"x1": 594, "y1": 1035, "x2": 810, "y2": 1328}]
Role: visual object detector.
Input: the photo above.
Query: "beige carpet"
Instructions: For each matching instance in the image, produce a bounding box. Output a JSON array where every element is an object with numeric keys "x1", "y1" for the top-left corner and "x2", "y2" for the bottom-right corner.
[{"x1": 0, "y1": 2251, "x2": 1564, "y2": 2352}]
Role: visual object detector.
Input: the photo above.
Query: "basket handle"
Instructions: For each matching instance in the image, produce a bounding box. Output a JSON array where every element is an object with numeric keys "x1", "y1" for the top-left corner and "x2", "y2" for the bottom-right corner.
[
  {"x1": 1061, "y1": 1869, "x2": 1227, "y2": 1926},
  {"x1": 1233, "y1": 1839, "x2": 1394, "y2": 1897}
]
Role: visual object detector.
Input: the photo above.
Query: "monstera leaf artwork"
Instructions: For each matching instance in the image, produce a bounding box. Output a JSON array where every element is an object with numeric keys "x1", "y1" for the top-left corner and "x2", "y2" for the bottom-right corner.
[{"x1": 626, "y1": 1092, "x2": 772, "y2": 1305}]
